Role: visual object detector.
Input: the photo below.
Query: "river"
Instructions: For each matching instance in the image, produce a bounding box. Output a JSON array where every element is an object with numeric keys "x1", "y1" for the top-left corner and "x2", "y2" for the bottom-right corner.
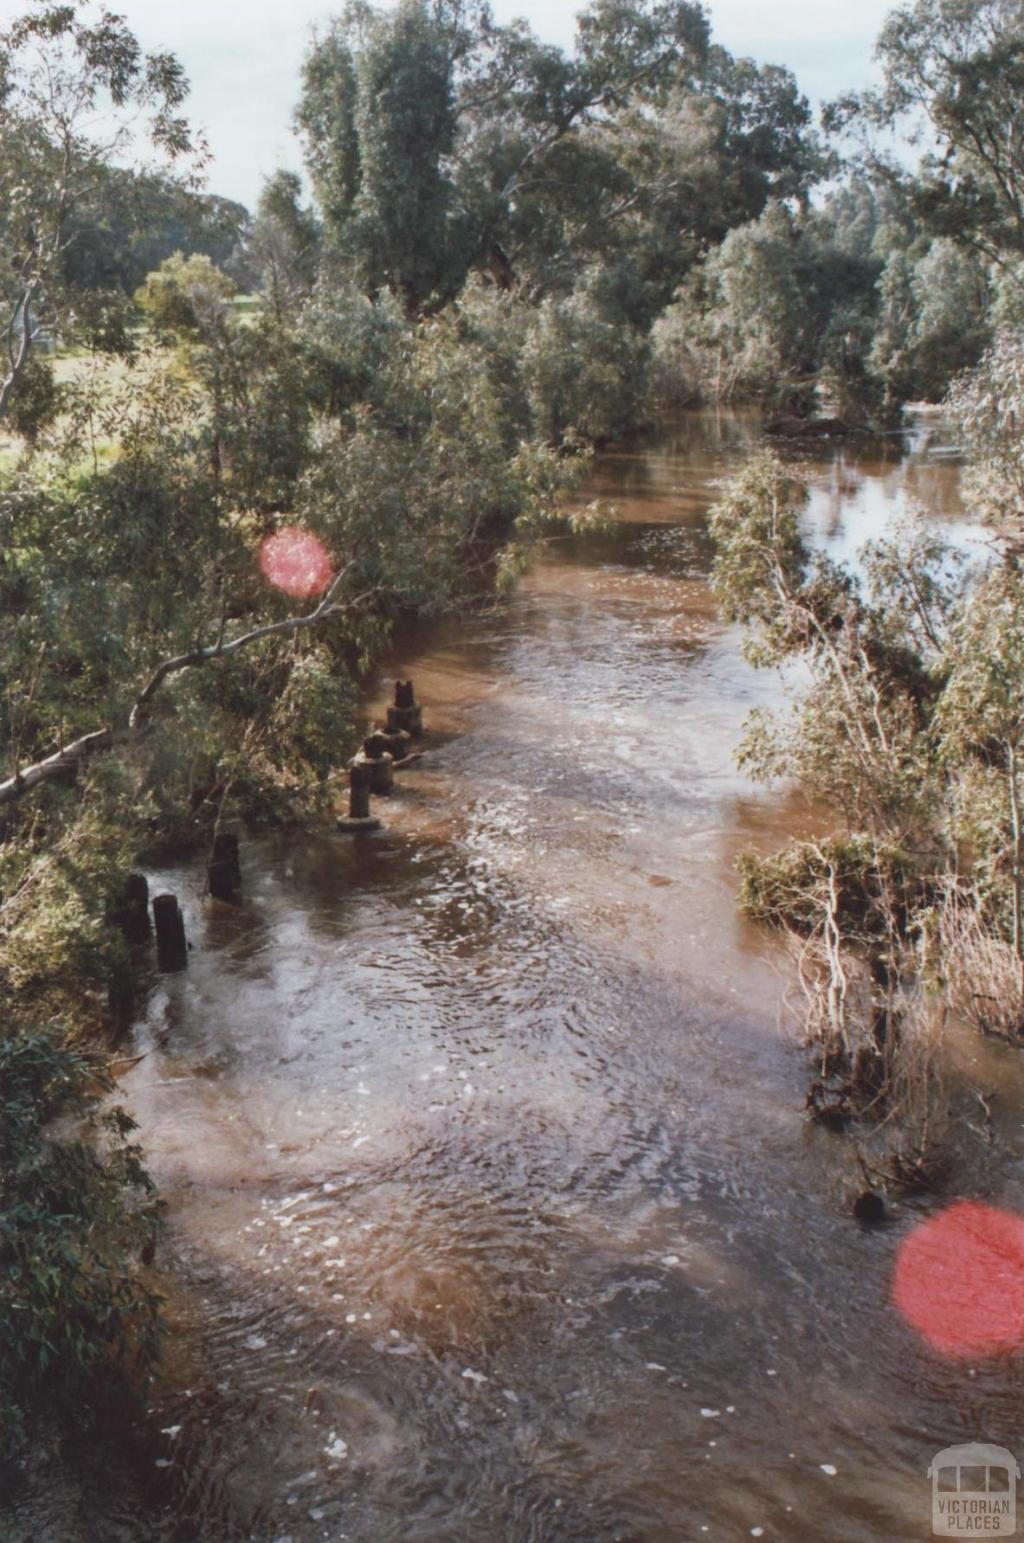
[{"x1": 9, "y1": 409, "x2": 1024, "y2": 1542}]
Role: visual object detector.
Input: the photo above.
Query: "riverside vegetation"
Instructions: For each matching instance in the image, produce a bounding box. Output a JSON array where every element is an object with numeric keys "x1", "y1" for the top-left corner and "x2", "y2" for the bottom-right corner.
[{"x1": 1, "y1": 0, "x2": 1024, "y2": 1468}]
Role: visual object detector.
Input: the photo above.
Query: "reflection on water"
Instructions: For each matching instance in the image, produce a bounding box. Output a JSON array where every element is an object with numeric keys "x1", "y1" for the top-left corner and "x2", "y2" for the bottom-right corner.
[{"x1": 9, "y1": 411, "x2": 1024, "y2": 1542}]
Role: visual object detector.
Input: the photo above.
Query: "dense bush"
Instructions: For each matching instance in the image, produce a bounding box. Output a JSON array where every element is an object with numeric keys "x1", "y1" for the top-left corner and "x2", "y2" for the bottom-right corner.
[
  {"x1": 0, "y1": 1028, "x2": 162, "y2": 1459},
  {"x1": 520, "y1": 290, "x2": 651, "y2": 445}
]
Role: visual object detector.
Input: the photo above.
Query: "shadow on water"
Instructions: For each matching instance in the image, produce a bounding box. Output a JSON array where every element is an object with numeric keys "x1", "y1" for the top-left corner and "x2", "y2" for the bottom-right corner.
[{"x1": 9, "y1": 409, "x2": 1024, "y2": 1543}]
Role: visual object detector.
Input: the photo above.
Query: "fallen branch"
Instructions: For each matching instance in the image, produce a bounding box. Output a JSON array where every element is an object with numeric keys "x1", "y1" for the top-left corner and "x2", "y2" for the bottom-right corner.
[{"x1": 0, "y1": 728, "x2": 114, "y2": 806}]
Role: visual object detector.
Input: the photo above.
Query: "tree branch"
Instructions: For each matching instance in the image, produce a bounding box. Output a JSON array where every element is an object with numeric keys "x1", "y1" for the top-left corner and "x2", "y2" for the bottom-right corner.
[
  {"x1": 0, "y1": 276, "x2": 41, "y2": 421},
  {"x1": 0, "y1": 563, "x2": 372, "y2": 808},
  {"x1": 0, "y1": 728, "x2": 114, "y2": 807}
]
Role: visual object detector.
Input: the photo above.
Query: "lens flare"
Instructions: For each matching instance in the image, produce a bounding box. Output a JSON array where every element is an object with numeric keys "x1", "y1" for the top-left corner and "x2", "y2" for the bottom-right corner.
[
  {"x1": 893, "y1": 1201, "x2": 1024, "y2": 1357},
  {"x1": 259, "y1": 530, "x2": 334, "y2": 600}
]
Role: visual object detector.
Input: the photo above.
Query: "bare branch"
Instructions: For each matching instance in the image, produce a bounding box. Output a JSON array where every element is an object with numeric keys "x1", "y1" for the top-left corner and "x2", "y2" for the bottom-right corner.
[{"x1": 0, "y1": 728, "x2": 114, "y2": 807}]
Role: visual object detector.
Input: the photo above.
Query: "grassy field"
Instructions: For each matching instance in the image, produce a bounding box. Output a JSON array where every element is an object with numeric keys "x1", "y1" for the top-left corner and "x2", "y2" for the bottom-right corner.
[
  {"x1": 0, "y1": 297, "x2": 263, "y2": 472},
  {"x1": 0, "y1": 350, "x2": 150, "y2": 473}
]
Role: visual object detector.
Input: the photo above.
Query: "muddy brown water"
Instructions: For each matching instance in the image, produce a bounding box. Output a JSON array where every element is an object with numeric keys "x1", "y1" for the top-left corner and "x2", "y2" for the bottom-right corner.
[{"x1": 8, "y1": 410, "x2": 1024, "y2": 1543}]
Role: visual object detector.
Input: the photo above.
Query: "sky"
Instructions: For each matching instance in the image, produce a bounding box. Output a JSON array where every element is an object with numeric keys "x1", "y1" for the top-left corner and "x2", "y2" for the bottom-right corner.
[{"x1": 115, "y1": 0, "x2": 900, "y2": 210}]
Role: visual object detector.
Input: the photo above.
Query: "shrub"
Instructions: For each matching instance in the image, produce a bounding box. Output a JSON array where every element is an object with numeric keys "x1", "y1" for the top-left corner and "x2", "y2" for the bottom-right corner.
[
  {"x1": 0, "y1": 1028, "x2": 162, "y2": 1458},
  {"x1": 520, "y1": 291, "x2": 650, "y2": 445}
]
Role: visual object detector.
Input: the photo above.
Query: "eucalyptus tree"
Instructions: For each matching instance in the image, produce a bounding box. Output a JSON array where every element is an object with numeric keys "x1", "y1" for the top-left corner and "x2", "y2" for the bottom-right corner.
[
  {"x1": 947, "y1": 326, "x2": 1024, "y2": 537},
  {"x1": 297, "y1": 0, "x2": 462, "y2": 310},
  {"x1": 486, "y1": 47, "x2": 825, "y2": 329},
  {"x1": 652, "y1": 195, "x2": 882, "y2": 413},
  {"x1": 59, "y1": 169, "x2": 249, "y2": 300},
  {"x1": 0, "y1": 1, "x2": 202, "y2": 419},
  {"x1": 243, "y1": 171, "x2": 321, "y2": 320},
  {"x1": 828, "y1": 0, "x2": 1024, "y2": 271},
  {"x1": 298, "y1": 0, "x2": 801, "y2": 312}
]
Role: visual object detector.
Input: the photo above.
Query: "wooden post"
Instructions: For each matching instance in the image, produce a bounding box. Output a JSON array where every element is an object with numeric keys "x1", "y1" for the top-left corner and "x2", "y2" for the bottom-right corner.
[
  {"x1": 153, "y1": 893, "x2": 188, "y2": 972},
  {"x1": 853, "y1": 1190, "x2": 886, "y2": 1225},
  {"x1": 208, "y1": 832, "x2": 242, "y2": 902},
  {"x1": 386, "y1": 678, "x2": 423, "y2": 737},
  {"x1": 355, "y1": 735, "x2": 394, "y2": 793},
  {"x1": 112, "y1": 871, "x2": 151, "y2": 944},
  {"x1": 350, "y1": 762, "x2": 372, "y2": 818},
  {"x1": 337, "y1": 762, "x2": 382, "y2": 833}
]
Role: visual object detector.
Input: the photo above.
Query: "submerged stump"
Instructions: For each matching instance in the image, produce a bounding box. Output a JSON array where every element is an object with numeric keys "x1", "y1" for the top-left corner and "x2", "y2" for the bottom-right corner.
[
  {"x1": 853, "y1": 1190, "x2": 886, "y2": 1225},
  {"x1": 153, "y1": 893, "x2": 188, "y2": 972},
  {"x1": 107, "y1": 971, "x2": 137, "y2": 1036}
]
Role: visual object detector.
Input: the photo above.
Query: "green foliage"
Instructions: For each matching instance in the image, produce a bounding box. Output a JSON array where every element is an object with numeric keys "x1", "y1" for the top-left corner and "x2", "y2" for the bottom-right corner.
[
  {"x1": 870, "y1": 239, "x2": 992, "y2": 404},
  {"x1": 793, "y1": 0, "x2": 1024, "y2": 417},
  {"x1": 652, "y1": 198, "x2": 883, "y2": 412},
  {"x1": 135, "y1": 252, "x2": 238, "y2": 339},
  {"x1": 938, "y1": 564, "x2": 1024, "y2": 760},
  {"x1": 297, "y1": 0, "x2": 823, "y2": 323},
  {"x1": 520, "y1": 289, "x2": 651, "y2": 445},
  {"x1": 947, "y1": 328, "x2": 1024, "y2": 534},
  {"x1": 61, "y1": 168, "x2": 249, "y2": 303},
  {"x1": 991, "y1": 260, "x2": 1024, "y2": 331},
  {"x1": 708, "y1": 451, "x2": 810, "y2": 638},
  {"x1": 738, "y1": 835, "x2": 919, "y2": 941},
  {"x1": 938, "y1": 561, "x2": 1024, "y2": 956},
  {"x1": 0, "y1": 1028, "x2": 162, "y2": 1459},
  {"x1": 264, "y1": 647, "x2": 357, "y2": 784},
  {"x1": 1, "y1": 170, "x2": 588, "y2": 864},
  {"x1": 240, "y1": 172, "x2": 320, "y2": 318},
  {"x1": 650, "y1": 6, "x2": 1024, "y2": 426},
  {"x1": 299, "y1": 304, "x2": 577, "y2": 611},
  {"x1": 295, "y1": 11, "x2": 363, "y2": 240},
  {"x1": 299, "y1": 0, "x2": 459, "y2": 310},
  {"x1": 688, "y1": 204, "x2": 818, "y2": 403},
  {"x1": 831, "y1": 0, "x2": 1024, "y2": 267},
  {"x1": 0, "y1": 1, "x2": 201, "y2": 420},
  {"x1": 0, "y1": 792, "x2": 132, "y2": 1025},
  {"x1": 352, "y1": 0, "x2": 458, "y2": 309},
  {"x1": 3, "y1": 355, "x2": 62, "y2": 445}
]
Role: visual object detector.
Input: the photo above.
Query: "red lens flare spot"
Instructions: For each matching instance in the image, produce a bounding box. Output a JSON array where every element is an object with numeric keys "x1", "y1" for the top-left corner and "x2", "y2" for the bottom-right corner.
[
  {"x1": 893, "y1": 1201, "x2": 1024, "y2": 1358},
  {"x1": 259, "y1": 530, "x2": 333, "y2": 600}
]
